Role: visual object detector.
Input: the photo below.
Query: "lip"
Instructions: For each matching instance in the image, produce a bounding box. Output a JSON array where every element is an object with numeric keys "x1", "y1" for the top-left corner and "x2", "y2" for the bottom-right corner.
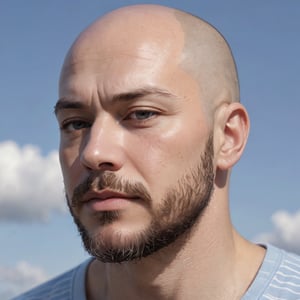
[
  {"x1": 82, "y1": 190, "x2": 136, "y2": 202},
  {"x1": 82, "y1": 190, "x2": 138, "y2": 211}
]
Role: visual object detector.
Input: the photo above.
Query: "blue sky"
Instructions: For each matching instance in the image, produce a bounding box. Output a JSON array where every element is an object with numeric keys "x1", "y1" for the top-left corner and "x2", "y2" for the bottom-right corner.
[{"x1": 0, "y1": 1, "x2": 299, "y2": 298}]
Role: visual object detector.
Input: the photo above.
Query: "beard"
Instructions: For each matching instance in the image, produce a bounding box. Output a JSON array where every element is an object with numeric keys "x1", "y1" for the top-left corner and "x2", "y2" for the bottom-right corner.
[{"x1": 67, "y1": 134, "x2": 214, "y2": 263}]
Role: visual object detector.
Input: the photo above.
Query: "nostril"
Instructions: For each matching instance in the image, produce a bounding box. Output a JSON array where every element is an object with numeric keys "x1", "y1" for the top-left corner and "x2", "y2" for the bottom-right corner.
[{"x1": 98, "y1": 162, "x2": 115, "y2": 170}]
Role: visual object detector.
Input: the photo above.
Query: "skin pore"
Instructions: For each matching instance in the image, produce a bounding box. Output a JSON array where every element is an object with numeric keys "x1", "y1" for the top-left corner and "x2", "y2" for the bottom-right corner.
[{"x1": 57, "y1": 5, "x2": 265, "y2": 300}]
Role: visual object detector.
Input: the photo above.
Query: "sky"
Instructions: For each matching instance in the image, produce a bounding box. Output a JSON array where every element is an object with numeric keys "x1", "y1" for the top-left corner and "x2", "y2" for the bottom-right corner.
[{"x1": 0, "y1": 0, "x2": 299, "y2": 298}]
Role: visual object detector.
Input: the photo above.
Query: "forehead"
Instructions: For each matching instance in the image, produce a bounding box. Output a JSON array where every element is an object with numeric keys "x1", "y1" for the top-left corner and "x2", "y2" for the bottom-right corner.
[
  {"x1": 60, "y1": 44, "x2": 200, "y2": 104},
  {"x1": 59, "y1": 10, "x2": 202, "y2": 106},
  {"x1": 59, "y1": 58, "x2": 202, "y2": 112}
]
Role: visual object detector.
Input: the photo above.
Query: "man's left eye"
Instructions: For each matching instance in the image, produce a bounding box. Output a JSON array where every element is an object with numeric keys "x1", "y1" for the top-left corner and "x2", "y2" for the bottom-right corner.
[{"x1": 127, "y1": 110, "x2": 157, "y2": 120}]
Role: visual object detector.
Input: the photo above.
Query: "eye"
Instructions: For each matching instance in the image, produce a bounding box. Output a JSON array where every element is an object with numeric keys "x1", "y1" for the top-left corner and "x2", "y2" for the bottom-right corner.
[
  {"x1": 61, "y1": 120, "x2": 91, "y2": 132},
  {"x1": 126, "y1": 110, "x2": 157, "y2": 121}
]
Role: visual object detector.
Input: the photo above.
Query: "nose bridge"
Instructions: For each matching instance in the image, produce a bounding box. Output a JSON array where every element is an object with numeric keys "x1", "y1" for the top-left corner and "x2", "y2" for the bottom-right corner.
[{"x1": 81, "y1": 115, "x2": 124, "y2": 170}]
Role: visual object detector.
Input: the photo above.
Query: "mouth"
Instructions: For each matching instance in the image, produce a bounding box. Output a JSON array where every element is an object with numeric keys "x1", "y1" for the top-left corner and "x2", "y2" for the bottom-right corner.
[{"x1": 81, "y1": 189, "x2": 139, "y2": 212}]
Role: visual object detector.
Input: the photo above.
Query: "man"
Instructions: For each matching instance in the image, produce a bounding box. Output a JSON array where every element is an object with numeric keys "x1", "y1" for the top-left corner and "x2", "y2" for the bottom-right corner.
[{"x1": 14, "y1": 4, "x2": 300, "y2": 300}]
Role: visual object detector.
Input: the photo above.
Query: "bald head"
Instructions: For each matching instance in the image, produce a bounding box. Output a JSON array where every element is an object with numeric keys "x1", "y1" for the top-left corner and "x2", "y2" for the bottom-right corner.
[{"x1": 60, "y1": 5, "x2": 239, "y2": 115}]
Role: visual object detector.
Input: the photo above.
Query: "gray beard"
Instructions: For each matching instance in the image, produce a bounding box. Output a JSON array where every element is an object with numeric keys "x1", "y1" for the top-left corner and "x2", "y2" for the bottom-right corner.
[{"x1": 68, "y1": 134, "x2": 214, "y2": 263}]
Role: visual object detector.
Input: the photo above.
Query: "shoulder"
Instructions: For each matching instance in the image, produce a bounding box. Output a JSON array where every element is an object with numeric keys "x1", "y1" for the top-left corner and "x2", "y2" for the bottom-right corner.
[
  {"x1": 244, "y1": 244, "x2": 300, "y2": 299},
  {"x1": 266, "y1": 245, "x2": 300, "y2": 297},
  {"x1": 12, "y1": 259, "x2": 92, "y2": 300}
]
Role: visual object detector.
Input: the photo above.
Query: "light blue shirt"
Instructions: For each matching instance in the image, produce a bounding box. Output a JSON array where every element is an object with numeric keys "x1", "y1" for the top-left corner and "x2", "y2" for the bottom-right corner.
[
  {"x1": 12, "y1": 258, "x2": 91, "y2": 300},
  {"x1": 243, "y1": 244, "x2": 300, "y2": 299},
  {"x1": 13, "y1": 245, "x2": 300, "y2": 299}
]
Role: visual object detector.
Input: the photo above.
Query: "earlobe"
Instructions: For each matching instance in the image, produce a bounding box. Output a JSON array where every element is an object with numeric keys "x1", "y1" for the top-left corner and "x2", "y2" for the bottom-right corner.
[{"x1": 216, "y1": 103, "x2": 250, "y2": 170}]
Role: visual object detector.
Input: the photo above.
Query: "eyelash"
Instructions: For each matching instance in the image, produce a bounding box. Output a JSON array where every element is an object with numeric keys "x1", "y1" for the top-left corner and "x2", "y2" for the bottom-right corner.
[
  {"x1": 124, "y1": 110, "x2": 158, "y2": 121},
  {"x1": 61, "y1": 120, "x2": 91, "y2": 132}
]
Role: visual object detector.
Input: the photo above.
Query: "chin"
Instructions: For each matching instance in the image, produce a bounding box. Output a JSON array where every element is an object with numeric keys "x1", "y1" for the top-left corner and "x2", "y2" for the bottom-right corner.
[
  {"x1": 73, "y1": 212, "x2": 156, "y2": 262},
  {"x1": 90, "y1": 219, "x2": 150, "y2": 249}
]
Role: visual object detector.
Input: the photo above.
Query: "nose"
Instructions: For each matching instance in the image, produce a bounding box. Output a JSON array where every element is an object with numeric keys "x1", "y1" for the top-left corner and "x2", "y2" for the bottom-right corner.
[{"x1": 80, "y1": 116, "x2": 125, "y2": 172}]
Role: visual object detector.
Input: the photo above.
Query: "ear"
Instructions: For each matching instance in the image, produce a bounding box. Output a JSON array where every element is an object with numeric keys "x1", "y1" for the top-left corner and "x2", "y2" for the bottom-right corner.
[{"x1": 214, "y1": 102, "x2": 250, "y2": 170}]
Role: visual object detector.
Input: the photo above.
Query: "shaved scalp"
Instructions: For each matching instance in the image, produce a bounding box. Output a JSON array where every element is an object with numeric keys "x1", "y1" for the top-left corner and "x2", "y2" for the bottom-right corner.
[
  {"x1": 175, "y1": 10, "x2": 240, "y2": 106},
  {"x1": 61, "y1": 4, "x2": 239, "y2": 114}
]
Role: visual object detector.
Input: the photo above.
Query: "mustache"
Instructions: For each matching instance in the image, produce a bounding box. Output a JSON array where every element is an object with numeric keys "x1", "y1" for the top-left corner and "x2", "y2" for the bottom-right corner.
[{"x1": 71, "y1": 172, "x2": 152, "y2": 208}]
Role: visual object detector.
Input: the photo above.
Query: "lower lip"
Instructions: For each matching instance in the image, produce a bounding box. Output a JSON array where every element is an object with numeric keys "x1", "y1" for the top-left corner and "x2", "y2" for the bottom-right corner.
[{"x1": 85, "y1": 198, "x2": 134, "y2": 212}]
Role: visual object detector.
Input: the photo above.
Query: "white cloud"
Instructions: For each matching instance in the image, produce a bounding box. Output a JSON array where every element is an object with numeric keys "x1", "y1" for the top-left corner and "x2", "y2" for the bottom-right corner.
[
  {"x1": 254, "y1": 210, "x2": 300, "y2": 255},
  {"x1": 0, "y1": 261, "x2": 48, "y2": 300},
  {"x1": 0, "y1": 141, "x2": 66, "y2": 222}
]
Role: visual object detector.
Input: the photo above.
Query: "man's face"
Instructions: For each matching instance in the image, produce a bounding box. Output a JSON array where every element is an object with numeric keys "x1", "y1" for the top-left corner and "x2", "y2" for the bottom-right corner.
[{"x1": 56, "y1": 28, "x2": 216, "y2": 262}]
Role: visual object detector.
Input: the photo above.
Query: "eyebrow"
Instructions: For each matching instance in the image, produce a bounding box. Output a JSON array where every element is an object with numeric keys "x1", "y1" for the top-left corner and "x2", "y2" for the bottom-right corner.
[
  {"x1": 54, "y1": 87, "x2": 176, "y2": 115},
  {"x1": 54, "y1": 99, "x2": 85, "y2": 115}
]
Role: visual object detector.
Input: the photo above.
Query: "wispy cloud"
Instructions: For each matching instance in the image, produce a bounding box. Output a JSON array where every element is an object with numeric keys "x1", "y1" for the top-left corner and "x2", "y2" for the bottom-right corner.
[
  {"x1": 0, "y1": 141, "x2": 65, "y2": 222},
  {"x1": 0, "y1": 261, "x2": 48, "y2": 299},
  {"x1": 254, "y1": 210, "x2": 300, "y2": 255}
]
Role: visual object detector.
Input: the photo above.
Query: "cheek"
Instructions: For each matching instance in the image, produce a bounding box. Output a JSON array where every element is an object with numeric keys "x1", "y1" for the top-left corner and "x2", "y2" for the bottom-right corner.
[
  {"x1": 127, "y1": 117, "x2": 209, "y2": 194},
  {"x1": 59, "y1": 146, "x2": 82, "y2": 197}
]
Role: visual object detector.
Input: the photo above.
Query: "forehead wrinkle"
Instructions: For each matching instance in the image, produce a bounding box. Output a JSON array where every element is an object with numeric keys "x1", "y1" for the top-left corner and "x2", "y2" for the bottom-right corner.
[
  {"x1": 109, "y1": 87, "x2": 178, "y2": 104},
  {"x1": 64, "y1": 52, "x2": 156, "y2": 71}
]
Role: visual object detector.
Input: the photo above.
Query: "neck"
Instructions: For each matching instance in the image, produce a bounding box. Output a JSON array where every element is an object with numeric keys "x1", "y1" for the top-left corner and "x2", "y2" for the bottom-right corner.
[{"x1": 86, "y1": 192, "x2": 265, "y2": 300}]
